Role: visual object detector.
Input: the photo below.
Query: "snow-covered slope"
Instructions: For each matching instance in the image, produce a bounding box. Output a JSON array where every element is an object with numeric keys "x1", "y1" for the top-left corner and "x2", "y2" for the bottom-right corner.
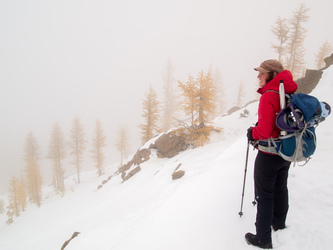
[{"x1": 0, "y1": 67, "x2": 332, "y2": 250}]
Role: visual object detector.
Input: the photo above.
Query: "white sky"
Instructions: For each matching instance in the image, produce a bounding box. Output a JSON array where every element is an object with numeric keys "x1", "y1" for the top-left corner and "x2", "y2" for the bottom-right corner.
[{"x1": 0, "y1": 0, "x2": 332, "y2": 193}]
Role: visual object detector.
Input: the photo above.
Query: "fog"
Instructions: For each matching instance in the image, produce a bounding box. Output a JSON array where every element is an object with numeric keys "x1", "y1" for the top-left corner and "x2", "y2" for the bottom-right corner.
[{"x1": 1, "y1": 0, "x2": 332, "y2": 194}]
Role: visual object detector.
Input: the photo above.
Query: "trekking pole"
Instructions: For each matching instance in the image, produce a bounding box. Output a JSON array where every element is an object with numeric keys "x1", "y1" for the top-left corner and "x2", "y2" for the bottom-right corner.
[{"x1": 239, "y1": 140, "x2": 250, "y2": 217}]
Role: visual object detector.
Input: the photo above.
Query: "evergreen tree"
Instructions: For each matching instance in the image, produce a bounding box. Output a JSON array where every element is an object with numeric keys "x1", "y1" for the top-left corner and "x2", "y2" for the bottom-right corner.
[
  {"x1": 24, "y1": 131, "x2": 42, "y2": 207},
  {"x1": 48, "y1": 122, "x2": 67, "y2": 196},
  {"x1": 91, "y1": 119, "x2": 107, "y2": 176},
  {"x1": 68, "y1": 116, "x2": 87, "y2": 183},
  {"x1": 315, "y1": 40, "x2": 333, "y2": 69},
  {"x1": 285, "y1": 3, "x2": 310, "y2": 79},
  {"x1": 116, "y1": 125, "x2": 129, "y2": 167},
  {"x1": 138, "y1": 85, "x2": 160, "y2": 144}
]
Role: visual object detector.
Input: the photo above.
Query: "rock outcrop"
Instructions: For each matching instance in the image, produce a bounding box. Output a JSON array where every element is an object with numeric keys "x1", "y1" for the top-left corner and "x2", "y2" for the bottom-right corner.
[
  {"x1": 172, "y1": 163, "x2": 185, "y2": 180},
  {"x1": 154, "y1": 133, "x2": 187, "y2": 158},
  {"x1": 117, "y1": 132, "x2": 188, "y2": 181},
  {"x1": 61, "y1": 232, "x2": 80, "y2": 250},
  {"x1": 122, "y1": 166, "x2": 141, "y2": 181},
  {"x1": 118, "y1": 148, "x2": 151, "y2": 175},
  {"x1": 296, "y1": 53, "x2": 333, "y2": 94},
  {"x1": 296, "y1": 69, "x2": 323, "y2": 94}
]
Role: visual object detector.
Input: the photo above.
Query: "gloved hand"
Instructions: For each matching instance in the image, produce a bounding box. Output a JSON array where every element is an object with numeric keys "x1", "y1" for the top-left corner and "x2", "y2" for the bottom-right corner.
[
  {"x1": 247, "y1": 127, "x2": 254, "y2": 142},
  {"x1": 247, "y1": 127, "x2": 258, "y2": 148}
]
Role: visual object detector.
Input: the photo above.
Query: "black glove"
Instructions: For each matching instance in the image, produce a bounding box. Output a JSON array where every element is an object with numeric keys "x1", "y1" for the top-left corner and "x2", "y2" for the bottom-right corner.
[
  {"x1": 247, "y1": 127, "x2": 259, "y2": 148},
  {"x1": 247, "y1": 127, "x2": 254, "y2": 142}
]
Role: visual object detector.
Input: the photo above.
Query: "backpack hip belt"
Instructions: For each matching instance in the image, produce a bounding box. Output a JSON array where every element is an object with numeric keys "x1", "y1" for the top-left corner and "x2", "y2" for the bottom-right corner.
[{"x1": 258, "y1": 138, "x2": 280, "y2": 155}]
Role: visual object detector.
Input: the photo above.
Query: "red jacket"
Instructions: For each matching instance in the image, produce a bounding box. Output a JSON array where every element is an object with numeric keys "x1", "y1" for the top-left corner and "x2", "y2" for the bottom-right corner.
[{"x1": 252, "y1": 70, "x2": 298, "y2": 140}]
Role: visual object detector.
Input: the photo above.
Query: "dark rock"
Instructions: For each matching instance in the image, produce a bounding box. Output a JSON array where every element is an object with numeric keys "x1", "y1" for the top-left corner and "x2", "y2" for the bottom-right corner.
[
  {"x1": 296, "y1": 69, "x2": 323, "y2": 94},
  {"x1": 61, "y1": 232, "x2": 81, "y2": 250},
  {"x1": 172, "y1": 170, "x2": 185, "y2": 180},
  {"x1": 154, "y1": 133, "x2": 187, "y2": 158},
  {"x1": 123, "y1": 166, "x2": 141, "y2": 181}
]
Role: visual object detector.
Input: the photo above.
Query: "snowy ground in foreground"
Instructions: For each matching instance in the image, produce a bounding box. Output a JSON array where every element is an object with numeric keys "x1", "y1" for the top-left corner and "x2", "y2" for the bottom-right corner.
[{"x1": 1, "y1": 66, "x2": 333, "y2": 250}]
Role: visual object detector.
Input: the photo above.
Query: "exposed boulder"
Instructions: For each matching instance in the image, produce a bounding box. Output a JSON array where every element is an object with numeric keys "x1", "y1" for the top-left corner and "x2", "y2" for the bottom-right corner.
[
  {"x1": 227, "y1": 106, "x2": 241, "y2": 115},
  {"x1": 323, "y1": 53, "x2": 333, "y2": 70},
  {"x1": 172, "y1": 163, "x2": 185, "y2": 180},
  {"x1": 296, "y1": 54, "x2": 333, "y2": 94},
  {"x1": 122, "y1": 166, "x2": 141, "y2": 181},
  {"x1": 296, "y1": 69, "x2": 323, "y2": 94},
  {"x1": 172, "y1": 170, "x2": 185, "y2": 180},
  {"x1": 61, "y1": 232, "x2": 80, "y2": 250},
  {"x1": 118, "y1": 132, "x2": 187, "y2": 181},
  {"x1": 154, "y1": 133, "x2": 187, "y2": 158},
  {"x1": 118, "y1": 148, "x2": 151, "y2": 173},
  {"x1": 133, "y1": 148, "x2": 151, "y2": 164}
]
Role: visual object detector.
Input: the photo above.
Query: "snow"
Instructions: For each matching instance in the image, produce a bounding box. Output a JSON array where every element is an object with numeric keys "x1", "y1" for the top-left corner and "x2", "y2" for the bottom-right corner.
[{"x1": 1, "y1": 66, "x2": 333, "y2": 250}]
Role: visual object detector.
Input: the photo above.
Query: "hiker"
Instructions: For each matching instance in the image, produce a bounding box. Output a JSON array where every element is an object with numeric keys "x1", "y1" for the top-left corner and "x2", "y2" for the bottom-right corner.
[{"x1": 245, "y1": 59, "x2": 298, "y2": 249}]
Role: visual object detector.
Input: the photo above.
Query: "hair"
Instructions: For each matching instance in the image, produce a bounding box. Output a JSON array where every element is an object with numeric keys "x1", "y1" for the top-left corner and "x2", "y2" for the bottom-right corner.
[{"x1": 266, "y1": 71, "x2": 277, "y2": 84}]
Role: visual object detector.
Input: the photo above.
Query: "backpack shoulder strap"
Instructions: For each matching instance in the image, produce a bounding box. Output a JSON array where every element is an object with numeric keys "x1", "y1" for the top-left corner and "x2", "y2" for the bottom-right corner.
[{"x1": 265, "y1": 90, "x2": 279, "y2": 94}]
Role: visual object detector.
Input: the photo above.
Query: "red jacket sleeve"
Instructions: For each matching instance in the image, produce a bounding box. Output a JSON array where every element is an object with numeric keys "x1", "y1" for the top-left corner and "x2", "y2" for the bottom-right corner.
[{"x1": 252, "y1": 93, "x2": 280, "y2": 140}]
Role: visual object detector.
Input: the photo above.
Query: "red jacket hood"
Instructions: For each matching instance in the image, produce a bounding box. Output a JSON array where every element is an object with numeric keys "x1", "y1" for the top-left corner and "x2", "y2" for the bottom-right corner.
[{"x1": 257, "y1": 70, "x2": 298, "y2": 95}]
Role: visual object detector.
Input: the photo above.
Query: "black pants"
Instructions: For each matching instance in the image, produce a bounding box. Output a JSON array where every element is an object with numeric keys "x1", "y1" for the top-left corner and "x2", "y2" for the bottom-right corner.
[{"x1": 254, "y1": 151, "x2": 290, "y2": 244}]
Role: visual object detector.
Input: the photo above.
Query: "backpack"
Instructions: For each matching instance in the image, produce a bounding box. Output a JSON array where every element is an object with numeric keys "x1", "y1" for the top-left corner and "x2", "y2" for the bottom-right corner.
[{"x1": 274, "y1": 82, "x2": 331, "y2": 165}]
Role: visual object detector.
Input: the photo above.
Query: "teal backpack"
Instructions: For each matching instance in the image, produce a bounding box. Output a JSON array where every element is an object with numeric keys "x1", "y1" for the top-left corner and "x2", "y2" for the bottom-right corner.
[{"x1": 260, "y1": 81, "x2": 331, "y2": 165}]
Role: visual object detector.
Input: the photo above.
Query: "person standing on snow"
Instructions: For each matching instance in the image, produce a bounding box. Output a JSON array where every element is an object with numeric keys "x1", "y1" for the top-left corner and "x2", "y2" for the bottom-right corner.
[{"x1": 245, "y1": 60, "x2": 298, "y2": 249}]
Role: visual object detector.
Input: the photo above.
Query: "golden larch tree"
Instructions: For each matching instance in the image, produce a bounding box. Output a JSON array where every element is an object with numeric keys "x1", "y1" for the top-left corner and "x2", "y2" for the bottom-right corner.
[
  {"x1": 195, "y1": 70, "x2": 216, "y2": 127},
  {"x1": 161, "y1": 59, "x2": 178, "y2": 131},
  {"x1": 271, "y1": 17, "x2": 289, "y2": 64},
  {"x1": 24, "y1": 131, "x2": 43, "y2": 207},
  {"x1": 285, "y1": 3, "x2": 310, "y2": 79},
  {"x1": 178, "y1": 75, "x2": 197, "y2": 126},
  {"x1": 17, "y1": 176, "x2": 27, "y2": 212},
  {"x1": 0, "y1": 199, "x2": 5, "y2": 214},
  {"x1": 91, "y1": 119, "x2": 107, "y2": 176},
  {"x1": 236, "y1": 81, "x2": 246, "y2": 108},
  {"x1": 7, "y1": 176, "x2": 20, "y2": 217},
  {"x1": 116, "y1": 125, "x2": 129, "y2": 167},
  {"x1": 68, "y1": 115, "x2": 87, "y2": 183},
  {"x1": 139, "y1": 85, "x2": 160, "y2": 145},
  {"x1": 315, "y1": 40, "x2": 333, "y2": 69},
  {"x1": 6, "y1": 205, "x2": 14, "y2": 224},
  {"x1": 213, "y1": 68, "x2": 226, "y2": 116},
  {"x1": 48, "y1": 122, "x2": 67, "y2": 196},
  {"x1": 177, "y1": 70, "x2": 218, "y2": 147}
]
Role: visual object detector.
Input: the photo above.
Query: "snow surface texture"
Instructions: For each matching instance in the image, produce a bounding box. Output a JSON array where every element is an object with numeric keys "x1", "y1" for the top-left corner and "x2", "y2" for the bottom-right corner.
[{"x1": 1, "y1": 67, "x2": 333, "y2": 250}]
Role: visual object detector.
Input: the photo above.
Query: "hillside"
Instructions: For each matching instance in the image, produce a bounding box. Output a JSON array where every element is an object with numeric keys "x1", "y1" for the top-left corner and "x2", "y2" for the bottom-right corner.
[{"x1": 0, "y1": 66, "x2": 333, "y2": 250}]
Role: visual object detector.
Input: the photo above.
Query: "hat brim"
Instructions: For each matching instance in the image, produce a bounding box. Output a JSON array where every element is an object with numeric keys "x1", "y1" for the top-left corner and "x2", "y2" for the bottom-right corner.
[{"x1": 254, "y1": 66, "x2": 269, "y2": 74}]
